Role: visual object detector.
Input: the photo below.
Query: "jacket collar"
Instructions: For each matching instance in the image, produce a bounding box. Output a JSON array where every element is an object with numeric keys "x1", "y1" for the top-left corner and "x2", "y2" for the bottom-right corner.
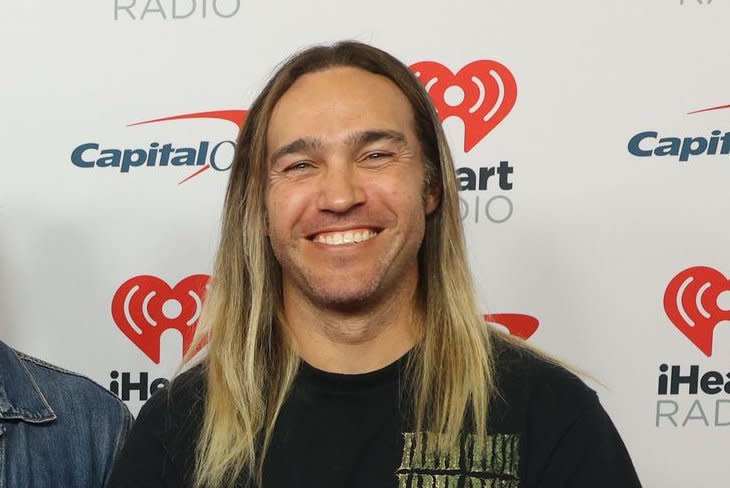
[{"x1": 0, "y1": 340, "x2": 55, "y2": 423}]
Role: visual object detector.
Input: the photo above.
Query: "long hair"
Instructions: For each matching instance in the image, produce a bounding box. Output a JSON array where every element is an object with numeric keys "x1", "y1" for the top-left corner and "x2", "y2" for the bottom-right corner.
[{"x1": 189, "y1": 41, "x2": 497, "y2": 487}]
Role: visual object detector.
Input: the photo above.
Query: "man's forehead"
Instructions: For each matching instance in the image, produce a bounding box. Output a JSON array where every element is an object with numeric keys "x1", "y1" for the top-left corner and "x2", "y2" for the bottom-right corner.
[
  {"x1": 266, "y1": 66, "x2": 417, "y2": 151},
  {"x1": 280, "y1": 65, "x2": 404, "y2": 100}
]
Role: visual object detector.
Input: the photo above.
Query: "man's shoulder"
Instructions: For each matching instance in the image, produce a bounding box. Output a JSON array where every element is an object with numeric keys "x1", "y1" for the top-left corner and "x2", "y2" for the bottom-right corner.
[
  {"x1": 493, "y1": 334, "x2": 594, "y2": 393},
  {"x1": 489, "y1": 334, "x2": 598, "y2": 428},
  {"x1": 17, "y1": 351, "x2": 131, "y2": 420},
  {"x1": 147, "y1": 363, "x2": 205, "y2": 409},
  {"x1": 135, "y1": 364, "x2": 206, "y2": 430},
  {"x1": 128, "y1": 364, "x2": 205, "y2": 462},
  {"x1": 488, "y1": 336, "x2": 642, "y2": 486}
]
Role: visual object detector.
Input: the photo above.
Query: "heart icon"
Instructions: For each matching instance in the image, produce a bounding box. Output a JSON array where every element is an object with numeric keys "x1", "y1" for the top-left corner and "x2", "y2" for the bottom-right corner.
[
  {"x1": 485, "y1": 313, "x2": 539, "y2": 339},
  {"x1": 664, "y1": 266, "x2": 730, "y2": 357},
  {"x1": 111, "y1": 274, "x2": 210, "y2": 363},
  {"x1": 411, "y1": 60, "x2": 517, "y2": 152}
]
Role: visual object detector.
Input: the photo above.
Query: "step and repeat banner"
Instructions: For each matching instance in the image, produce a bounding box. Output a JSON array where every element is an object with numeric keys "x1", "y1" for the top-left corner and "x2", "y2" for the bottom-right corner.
[{"x1": 1, "y1": 1, "x2": 728, "y2": 486}]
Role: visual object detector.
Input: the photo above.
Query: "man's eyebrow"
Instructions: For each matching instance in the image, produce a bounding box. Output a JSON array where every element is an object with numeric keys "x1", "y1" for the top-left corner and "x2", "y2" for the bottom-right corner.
[
  {"x1": 269, "y1": 130, "x2": 408, "y2": 166},
  {"x1": 345, "y1": 130, "x2": 407, "y2": 149},
  {"x1": 269, "y1": 137, "x2": 325, "y2": 166}
]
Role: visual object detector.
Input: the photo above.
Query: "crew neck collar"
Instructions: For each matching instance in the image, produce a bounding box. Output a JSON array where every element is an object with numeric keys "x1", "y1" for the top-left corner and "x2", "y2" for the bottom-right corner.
[{"x1": 298, "y1": 349, "x2": 413, "y2": 391}]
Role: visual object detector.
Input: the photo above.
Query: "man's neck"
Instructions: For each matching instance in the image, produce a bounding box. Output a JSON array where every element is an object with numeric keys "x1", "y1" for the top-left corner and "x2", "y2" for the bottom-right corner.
[{"x1": 282, "y1": 283, "x2": 421, "y2": 374}]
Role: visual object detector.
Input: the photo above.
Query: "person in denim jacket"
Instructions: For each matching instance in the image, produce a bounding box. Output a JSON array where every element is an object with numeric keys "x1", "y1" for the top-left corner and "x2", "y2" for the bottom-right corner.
[{"x1": 0, "y1": 339, "x2": 132, "y2": 487}]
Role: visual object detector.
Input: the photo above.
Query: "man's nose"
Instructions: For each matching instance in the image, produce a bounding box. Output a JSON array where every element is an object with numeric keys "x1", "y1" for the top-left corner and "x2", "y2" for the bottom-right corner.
[{"x1": 317, "y1": 164, "x2": 366, "y2": 213}]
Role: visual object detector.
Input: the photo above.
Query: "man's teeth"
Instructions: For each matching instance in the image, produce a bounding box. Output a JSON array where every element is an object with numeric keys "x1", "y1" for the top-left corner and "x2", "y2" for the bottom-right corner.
[{"x1": 314, "y1": 230, "x2": 378, "y2": 245}]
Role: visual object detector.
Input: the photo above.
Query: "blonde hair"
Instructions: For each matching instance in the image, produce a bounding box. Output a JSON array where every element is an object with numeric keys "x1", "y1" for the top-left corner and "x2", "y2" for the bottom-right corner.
[{"x1": 189, "y1": 41, "x2": 498, "y2": 487}]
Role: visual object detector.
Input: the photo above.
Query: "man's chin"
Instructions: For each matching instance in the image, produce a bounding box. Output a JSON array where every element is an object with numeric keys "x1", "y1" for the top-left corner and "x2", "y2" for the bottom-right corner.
[{"x1": 306, "y1": 286, "x2": 382, "y2": 313}]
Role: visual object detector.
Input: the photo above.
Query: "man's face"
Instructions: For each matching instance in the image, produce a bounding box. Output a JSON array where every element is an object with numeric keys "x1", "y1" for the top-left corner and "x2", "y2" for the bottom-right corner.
[{"x1": 265, "y1": 66, "x2": 438, "y2": 311}]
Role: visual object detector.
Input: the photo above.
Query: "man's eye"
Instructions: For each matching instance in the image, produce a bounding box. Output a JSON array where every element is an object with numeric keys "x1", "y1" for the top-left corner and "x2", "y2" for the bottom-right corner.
[
  {"x1": 365, "y1": 152, "x2": 392, "y2": 160},
  {"x1": 285, "y1": 161, "x2": 313, "y2": 171}
]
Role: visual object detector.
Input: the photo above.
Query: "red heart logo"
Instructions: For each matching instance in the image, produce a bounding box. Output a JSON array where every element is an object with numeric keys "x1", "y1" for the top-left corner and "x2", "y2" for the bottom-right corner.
[
  {"x1": 664, "y1": 266, "x2": 730, "y2": 357},
  {"x1": 485, "y1": 313, "x2": 539, "y2": 339},
  {"x1": 411, "y1": 60, "x2": 517, "y2": 152},
  {"x1": 111, "y1": 274, "x2": 210, "y2": 363}
]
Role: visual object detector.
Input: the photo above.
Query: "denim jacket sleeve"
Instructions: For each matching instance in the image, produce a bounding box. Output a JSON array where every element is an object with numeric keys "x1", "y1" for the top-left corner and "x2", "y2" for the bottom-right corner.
[{"x1": 0, "y1": 340, "x2": 133, "y2": 488}]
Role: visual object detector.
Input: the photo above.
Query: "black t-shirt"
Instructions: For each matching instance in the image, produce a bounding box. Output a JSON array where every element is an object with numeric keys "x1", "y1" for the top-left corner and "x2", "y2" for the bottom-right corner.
[{"x1": 108, "y1": 340, "x2": 642, "y2": 487}]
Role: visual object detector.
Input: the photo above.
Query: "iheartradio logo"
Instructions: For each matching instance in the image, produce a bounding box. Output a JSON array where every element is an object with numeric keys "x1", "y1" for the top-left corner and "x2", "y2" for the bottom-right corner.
[
  {"x1": 411, "y1": 60, "x2": 517, "y2": 152},
  {"x1": 112, "y1": 275, "x2": 210, "y2": 363},
  {"x1": 664, "y1": 266, "x2": 730, "y2": 357}
]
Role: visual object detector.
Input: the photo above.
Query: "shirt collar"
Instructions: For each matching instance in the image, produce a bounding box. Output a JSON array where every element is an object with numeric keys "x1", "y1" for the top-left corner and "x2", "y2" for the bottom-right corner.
[{"x1": 0, "y1": 340, "x2": 55, "y2": 422}]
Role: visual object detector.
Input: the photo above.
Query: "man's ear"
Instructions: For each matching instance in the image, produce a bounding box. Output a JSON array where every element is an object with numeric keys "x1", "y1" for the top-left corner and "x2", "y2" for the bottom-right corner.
[{"x1": 425, "y1": 179, "x2": 441, "y2": 216}]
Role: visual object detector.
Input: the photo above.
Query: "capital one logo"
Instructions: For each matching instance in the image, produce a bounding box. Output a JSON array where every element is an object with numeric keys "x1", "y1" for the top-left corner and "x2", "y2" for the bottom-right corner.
[
  {"x1": 129, "y1": 110, "x2": 247, "y2": 184},
  {"x1": 664, "y1": 266, "x2": 730, "y2": 356},
  {"x1": 70, "y1": 110, "x2": 247, "y2": 184},
  {"x1": 411, "y1": 60, "x2": 517, "y2": 152},
  {"x1": 112, "y1": 275, "x2": 210, "y2": 363}
]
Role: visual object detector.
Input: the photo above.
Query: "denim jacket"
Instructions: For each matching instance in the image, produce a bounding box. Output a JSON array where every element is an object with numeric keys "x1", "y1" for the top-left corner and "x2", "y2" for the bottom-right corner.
[{"x1": 0, "y1": 340, "x2": 132, "y2": 487}]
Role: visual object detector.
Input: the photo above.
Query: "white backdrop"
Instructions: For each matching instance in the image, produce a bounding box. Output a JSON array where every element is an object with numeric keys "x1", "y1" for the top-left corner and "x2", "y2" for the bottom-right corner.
[{"x1": 2, "y1": 1, "x2": 729, "y2": 486}]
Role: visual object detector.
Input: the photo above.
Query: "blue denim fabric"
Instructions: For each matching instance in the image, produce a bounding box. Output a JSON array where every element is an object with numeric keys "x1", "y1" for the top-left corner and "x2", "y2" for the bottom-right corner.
[{"x1": 0, "y1": 340, "x2": 132, "y2": 487}]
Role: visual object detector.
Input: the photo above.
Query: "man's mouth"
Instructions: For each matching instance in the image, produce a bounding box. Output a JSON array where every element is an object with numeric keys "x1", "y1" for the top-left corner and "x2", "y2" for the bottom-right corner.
[{"x1": 310, "y1": 228, "x2": 379, "y2": 246}]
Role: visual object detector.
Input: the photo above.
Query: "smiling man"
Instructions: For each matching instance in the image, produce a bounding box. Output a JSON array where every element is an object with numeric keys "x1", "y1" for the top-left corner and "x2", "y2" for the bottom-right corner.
[
  {"x1": 265, "y1": 66, "x2": 438, "y2": 373},
  {"x1": 109, "y1": 42, "x2": 642, "y2": 488}
]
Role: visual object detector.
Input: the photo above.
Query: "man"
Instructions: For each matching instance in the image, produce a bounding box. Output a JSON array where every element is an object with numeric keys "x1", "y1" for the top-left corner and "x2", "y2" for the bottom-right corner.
[
  {"x1": 0, "y1": 339, "x2": 131, "y2": 487},
  {"x1": 109, "y1": 41, "x2": 642, "y2": 487}
]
